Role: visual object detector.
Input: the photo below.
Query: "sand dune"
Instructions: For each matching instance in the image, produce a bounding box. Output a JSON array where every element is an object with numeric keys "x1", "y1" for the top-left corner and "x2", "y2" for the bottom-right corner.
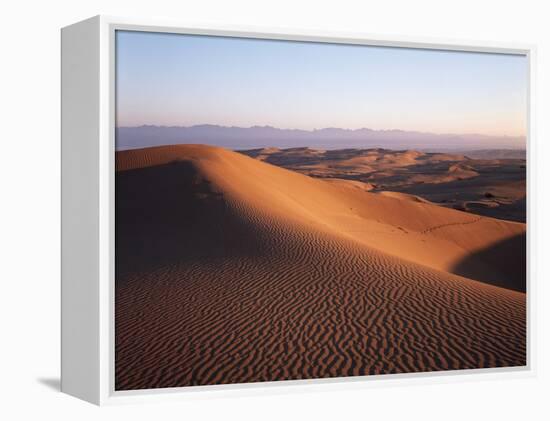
[{"x1": 115, "y1": 145, "x2": 526, "y2": 390}]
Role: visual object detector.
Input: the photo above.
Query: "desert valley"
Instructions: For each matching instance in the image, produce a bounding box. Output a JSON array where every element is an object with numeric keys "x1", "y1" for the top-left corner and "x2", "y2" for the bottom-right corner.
[
  {"x1": 241, "y1": 147, "x2": 526, "y2": 222},
  {"x1": 115, "y1": 144, "x2": 526, "y2": 390}
]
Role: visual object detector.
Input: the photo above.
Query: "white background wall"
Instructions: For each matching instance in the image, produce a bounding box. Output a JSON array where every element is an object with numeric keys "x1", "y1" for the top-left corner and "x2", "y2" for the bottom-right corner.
[{"x1": 1, "y1": 0, "x2": 548, "y2": 419}]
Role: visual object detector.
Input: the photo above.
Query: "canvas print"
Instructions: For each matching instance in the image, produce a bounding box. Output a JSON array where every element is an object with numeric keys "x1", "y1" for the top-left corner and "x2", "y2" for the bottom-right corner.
[{"x1": 115, "y1": 30, "x2": 527, "y2": 391}]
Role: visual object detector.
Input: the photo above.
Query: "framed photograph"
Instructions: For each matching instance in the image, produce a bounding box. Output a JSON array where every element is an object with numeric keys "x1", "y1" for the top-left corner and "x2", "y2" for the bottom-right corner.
[{"x1": 61, "y1": 15, "x2": 533, "y2": 405}]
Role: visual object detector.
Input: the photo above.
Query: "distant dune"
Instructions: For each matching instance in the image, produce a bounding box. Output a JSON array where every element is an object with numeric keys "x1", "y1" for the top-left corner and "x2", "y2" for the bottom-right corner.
[
  {"x1": 241, "y1": 147, "x2": 527, "y2": 223},
  {"x1": 462, "y1": 149, "x2": 527, "y2": 160},
  {"x1": 116, "y1": 144, "x2": 526, "y2": 390}
]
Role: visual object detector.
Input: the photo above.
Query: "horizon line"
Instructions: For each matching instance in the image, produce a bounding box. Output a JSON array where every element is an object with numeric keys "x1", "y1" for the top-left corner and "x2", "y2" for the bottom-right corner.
[{"x1": 116, "y1": 123, "x2": 526, "y2": 139}]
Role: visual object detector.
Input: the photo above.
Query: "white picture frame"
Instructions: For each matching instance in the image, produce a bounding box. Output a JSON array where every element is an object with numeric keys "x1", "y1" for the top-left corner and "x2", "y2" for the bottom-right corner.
[{"x1": 61, "y1": 15, "x2": 535, "y2": 405}]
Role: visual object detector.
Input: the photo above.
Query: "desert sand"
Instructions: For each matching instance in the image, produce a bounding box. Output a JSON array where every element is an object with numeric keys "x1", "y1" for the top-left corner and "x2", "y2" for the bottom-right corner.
[
  {"x1": 242, "y1": 147, "x2": 527, "y2": 222},
  {"x1": 115, "y1": 144, "x2": 526, "y2": 390}
]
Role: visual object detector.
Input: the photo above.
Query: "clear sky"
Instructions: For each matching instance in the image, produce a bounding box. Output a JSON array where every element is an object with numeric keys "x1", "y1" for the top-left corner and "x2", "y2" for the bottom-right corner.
[{"x1": 116, "y1": 30, "x2": 527, "y2": 137}]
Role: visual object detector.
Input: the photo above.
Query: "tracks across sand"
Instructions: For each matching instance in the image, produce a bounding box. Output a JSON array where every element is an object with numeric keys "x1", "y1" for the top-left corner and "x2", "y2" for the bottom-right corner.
[{"x1": 420, "y1": 216, "x2": 484, "y2": 235}]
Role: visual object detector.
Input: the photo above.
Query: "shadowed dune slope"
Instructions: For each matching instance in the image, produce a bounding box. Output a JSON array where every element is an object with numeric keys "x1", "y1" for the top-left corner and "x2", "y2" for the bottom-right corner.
[{"x1": 115, "y1": 145, "x2": 526, "y2": 390}]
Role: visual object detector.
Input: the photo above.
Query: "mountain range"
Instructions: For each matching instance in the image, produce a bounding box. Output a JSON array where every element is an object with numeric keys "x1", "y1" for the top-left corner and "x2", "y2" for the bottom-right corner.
[{"x1": 116, "y1": 124, "x2": 525, "y2": 152}]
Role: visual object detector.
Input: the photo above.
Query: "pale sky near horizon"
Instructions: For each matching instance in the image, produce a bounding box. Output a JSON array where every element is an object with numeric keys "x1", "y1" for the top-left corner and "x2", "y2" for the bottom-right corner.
[{"x1": 116, "y1": 30, "x2": 527, "y2": 138}]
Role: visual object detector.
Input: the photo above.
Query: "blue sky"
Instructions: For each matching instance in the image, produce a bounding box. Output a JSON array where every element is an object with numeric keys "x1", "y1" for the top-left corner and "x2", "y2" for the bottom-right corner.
[{"x1": 116, "y1": 30, "x2": 527, "y2": 137}]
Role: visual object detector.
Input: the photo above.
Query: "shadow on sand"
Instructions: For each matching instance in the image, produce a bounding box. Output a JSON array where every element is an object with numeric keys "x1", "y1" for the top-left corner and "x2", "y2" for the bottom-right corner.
[{"x1": 452, "y1": 232, "x2": 526, "y2": 292}]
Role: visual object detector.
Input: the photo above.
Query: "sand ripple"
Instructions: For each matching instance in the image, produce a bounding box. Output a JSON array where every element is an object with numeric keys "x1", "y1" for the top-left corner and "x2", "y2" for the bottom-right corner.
[{"x1": 115, "y1": 145, "x2": 526, "y2": 390}]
